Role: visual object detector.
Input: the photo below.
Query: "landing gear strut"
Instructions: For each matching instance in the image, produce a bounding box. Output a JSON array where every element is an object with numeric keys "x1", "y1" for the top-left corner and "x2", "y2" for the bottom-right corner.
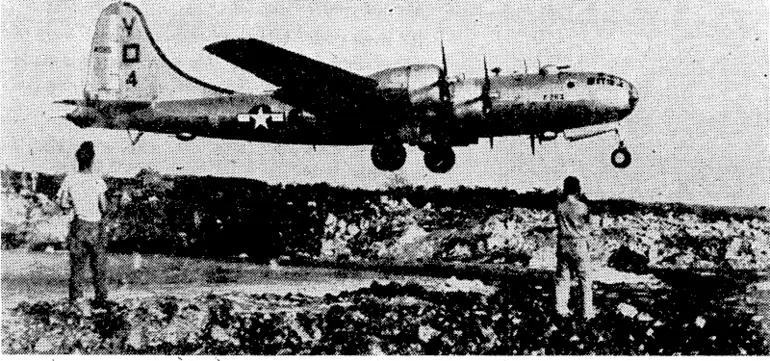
[
  {"x1": 423, "y1": 145, "x2": 455, "y2": 173},
  {"x1": 126, "y1": 129, "x2": 144, "y2": 145},
  {"x1": 371, "y1": 142, "x2": 407, "y2": 171},
  {"x1": 611, "y1": 128, "x2": 631, "y2": 168}
]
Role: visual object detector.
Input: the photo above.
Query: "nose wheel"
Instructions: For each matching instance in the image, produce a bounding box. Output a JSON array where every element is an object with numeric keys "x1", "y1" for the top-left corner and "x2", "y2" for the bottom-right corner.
[
  {"x1": 611, "y1": 144, "x2": 631, "y2": 168},
  {"x1": 611, "y1": 127, "x2": 631, "y2": 168}
]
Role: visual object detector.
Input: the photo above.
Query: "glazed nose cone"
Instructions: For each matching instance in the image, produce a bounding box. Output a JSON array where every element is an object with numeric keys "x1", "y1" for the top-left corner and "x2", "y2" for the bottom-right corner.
[{"x1": 628, "y1": 82, "x2": 639, "y2": 110}]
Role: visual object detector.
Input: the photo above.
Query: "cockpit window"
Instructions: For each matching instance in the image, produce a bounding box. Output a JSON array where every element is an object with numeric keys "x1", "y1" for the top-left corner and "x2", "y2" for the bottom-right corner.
[{"x1": 586, "y1": 76, "x2": 624, "y2": 87}]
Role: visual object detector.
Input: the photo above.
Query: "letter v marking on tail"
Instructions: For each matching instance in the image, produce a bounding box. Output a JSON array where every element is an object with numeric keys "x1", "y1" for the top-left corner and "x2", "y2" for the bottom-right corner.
[{"x1": 122, "y1": 17, "x2": 136, "y2": 37}]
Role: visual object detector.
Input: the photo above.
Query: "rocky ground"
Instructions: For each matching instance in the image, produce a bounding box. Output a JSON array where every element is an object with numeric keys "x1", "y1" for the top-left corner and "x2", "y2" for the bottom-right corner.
[
  {"x1": 318, "y1": 195, "x2": 770, "y2": 272},
  {"x1": 5, "y1": 180, "x2": 769, "y2": 272},
  {"x1": 3, "y1": 278, "x2": 768, "y2": 355},
  {"x1": 3, "y1": 183, "x2": 769, "y2": 354},
  {"x1": 2, "y1": 248, "x2": 769, "y2": 355}
]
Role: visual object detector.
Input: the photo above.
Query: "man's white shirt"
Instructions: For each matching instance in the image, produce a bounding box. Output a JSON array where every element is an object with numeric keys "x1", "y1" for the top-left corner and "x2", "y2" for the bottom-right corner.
[{"x1": 57, "y1": 172, "x2": 107, "y2": 222}]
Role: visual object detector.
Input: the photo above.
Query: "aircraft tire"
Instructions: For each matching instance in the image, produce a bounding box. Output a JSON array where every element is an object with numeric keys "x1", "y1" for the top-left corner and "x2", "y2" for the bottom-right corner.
[
  {"x1": 371, "y1": 143, "x2": 407, "y2": 171},
  {"x1": 424, "y1": 146, "x2": 455, "y2": 173},
  {"x1": 611, "y1": 147, "x2": 631, "y2": 168}
]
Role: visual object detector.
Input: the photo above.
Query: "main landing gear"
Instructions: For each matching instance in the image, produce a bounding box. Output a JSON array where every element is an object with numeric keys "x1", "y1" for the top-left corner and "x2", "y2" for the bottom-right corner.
[
  {"x1": 610, "y1": 128, "x2": 631, "y2": 168},
  {"x1": 371, "y1": 142, "x2": 407, "y2": 172},
  {"x1": 422, "y1": 145, "x2": 455, "y2": 173},
  {"x1": 419, "y1": 125, "x2": 456, "y2": 173},
  {"x1": 370, "y1": 142, "x2": 456, "y2": 173}
]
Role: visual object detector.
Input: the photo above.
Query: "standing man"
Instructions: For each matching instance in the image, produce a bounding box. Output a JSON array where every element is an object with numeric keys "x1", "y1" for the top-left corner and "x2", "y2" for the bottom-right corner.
[
  {"x1": 554, "y1": 176, "x2": 595, "y2": 320},
  {"x1": 57, "y1": 141, "x2": 109, "y2": 305}
]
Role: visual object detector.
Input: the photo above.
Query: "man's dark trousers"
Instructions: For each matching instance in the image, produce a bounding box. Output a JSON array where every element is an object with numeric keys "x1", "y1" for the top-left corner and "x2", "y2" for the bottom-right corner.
[{"x1": 68, "y1": 218, "x2": 108, "y2": 302}]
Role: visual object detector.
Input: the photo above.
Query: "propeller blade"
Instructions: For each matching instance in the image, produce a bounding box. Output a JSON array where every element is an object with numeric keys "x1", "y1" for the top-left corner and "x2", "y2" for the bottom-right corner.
[
  {"x1": 441, "y1": 40, "x2": 448, "y2": 76},
  {"x1": 438, "y1": 40, "x2": 451, "y2": 104},
  {"x1": 483, "y1": 56, "x2": 490, "y2": 94},
  {"x1": 530, "y1": 134, "x2": 536, "y2": 155},
  {"x1": 481, "y1": 56, "x2": 492, "y2": 114}
]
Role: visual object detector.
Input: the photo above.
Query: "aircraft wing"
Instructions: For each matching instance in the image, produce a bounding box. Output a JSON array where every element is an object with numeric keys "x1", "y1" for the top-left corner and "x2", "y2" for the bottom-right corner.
[{"x1": 204, "y1": 39, "x2": 383, "y2": 117}]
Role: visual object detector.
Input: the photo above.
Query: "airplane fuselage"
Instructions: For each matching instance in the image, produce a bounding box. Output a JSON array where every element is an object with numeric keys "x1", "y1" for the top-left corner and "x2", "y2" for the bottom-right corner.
[{"x1": 68, "y1": 69, "x2": 637, "y2": 147}]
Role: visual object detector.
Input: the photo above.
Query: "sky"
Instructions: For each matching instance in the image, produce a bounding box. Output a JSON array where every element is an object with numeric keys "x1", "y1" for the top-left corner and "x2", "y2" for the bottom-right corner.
[{"x1": 1, "y1": 0, "x2": 768, "y2": 207}]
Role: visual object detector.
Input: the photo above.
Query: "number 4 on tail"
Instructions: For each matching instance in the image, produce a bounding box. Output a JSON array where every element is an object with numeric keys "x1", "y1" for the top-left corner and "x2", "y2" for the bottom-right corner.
[{"x1": 126, "y1": 71, "x2": 138, "y2": 87}]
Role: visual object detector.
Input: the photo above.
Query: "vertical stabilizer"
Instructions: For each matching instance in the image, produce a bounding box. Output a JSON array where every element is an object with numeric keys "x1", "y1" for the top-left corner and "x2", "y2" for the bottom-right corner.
[
  {"x1": 85, "y1": 2, "x2": 159, "y2": 102},
  {"x1": 85, "y1": 2, "x2": 233, "y2": 102}
]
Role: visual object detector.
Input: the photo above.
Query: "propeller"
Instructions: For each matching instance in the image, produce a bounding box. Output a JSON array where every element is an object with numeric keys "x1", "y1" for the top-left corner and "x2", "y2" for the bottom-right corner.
[
  {"x1": 421, "y1": 40, "x2": 454, "y2": 146},
  {"x1": 455, "y1": 56, "x2": 496, "y2": 148},
  {"x1": 460, "y1": 56, "x2": 492, "y2": 112},
  {"x1": 430, "y1": 44, "x2": 497, "y2": 147}
]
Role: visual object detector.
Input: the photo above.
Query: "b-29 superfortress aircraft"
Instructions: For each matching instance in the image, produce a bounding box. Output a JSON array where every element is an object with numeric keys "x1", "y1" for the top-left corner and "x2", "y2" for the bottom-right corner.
[{"x1": 62, "y1": 2, "x2": 640, "y2": 173}]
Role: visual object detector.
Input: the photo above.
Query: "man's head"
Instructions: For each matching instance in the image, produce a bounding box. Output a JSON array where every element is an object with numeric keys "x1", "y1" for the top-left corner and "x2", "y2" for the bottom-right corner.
[
  {"x1": 76, "y1": 141, "x2": 95, "y2": 171},
  {"x1": 563, "y1": 176, "x2": 581, "y2": 196}
]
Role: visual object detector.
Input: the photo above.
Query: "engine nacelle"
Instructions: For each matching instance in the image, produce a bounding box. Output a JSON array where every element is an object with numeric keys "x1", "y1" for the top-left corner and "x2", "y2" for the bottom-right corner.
[
  {"x1": 66, "y1": 107, "x2": 99, "y2": 128},
  {"x1": 369, "y1": 64, "x2": 443, "y2": 104},
  {"x1": 539, "y1": 64, "x2": 571, "y2": 76}
]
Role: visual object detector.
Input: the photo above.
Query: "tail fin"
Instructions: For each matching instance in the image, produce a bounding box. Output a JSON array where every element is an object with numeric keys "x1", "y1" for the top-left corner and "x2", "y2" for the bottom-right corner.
[
  {"x1": 85, "y1": 2, "x2": 159, "y2": 102},
  {"x1": 85, "y1": 2, "x2": 233, "y2": 102}
]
